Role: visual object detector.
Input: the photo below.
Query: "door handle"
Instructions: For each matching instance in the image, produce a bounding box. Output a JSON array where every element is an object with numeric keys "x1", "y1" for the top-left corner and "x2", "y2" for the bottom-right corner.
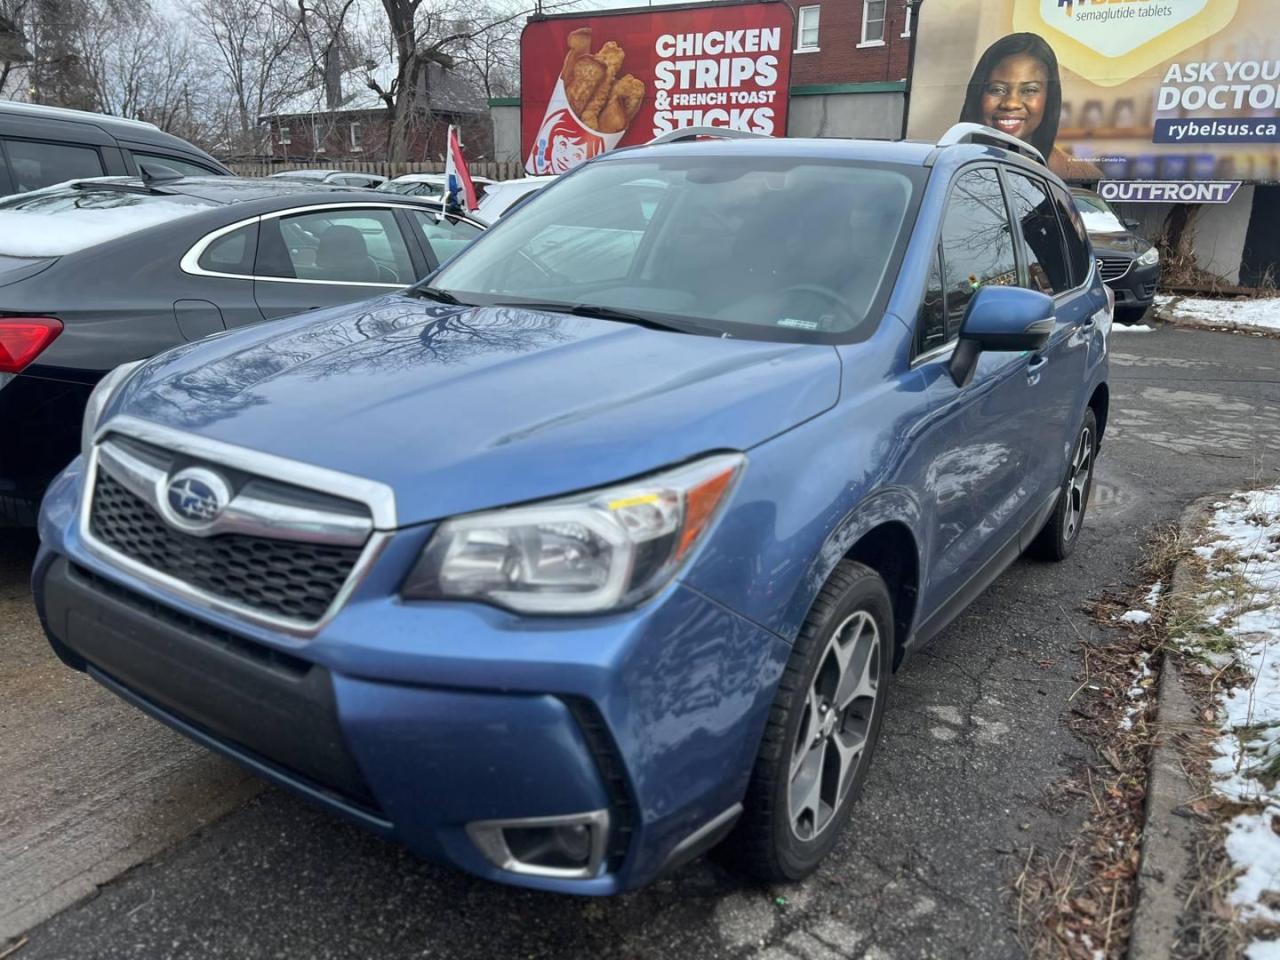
[
  {"x1": 1027, "y1": 355, "x2": 1048, "y2": 383},
  {"x1": 1080, "y1": 317, "x2": 1096, "y2": 331}
]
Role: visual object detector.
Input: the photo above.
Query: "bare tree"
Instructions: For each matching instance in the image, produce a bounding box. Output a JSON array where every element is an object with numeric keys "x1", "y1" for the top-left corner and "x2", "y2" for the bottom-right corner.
[
  {"x1": 190, "y1": 0, "x2": 312, "y2": 154},
  {"x1": 0, "y1": 0, "x2": 34, "y2": 98}
]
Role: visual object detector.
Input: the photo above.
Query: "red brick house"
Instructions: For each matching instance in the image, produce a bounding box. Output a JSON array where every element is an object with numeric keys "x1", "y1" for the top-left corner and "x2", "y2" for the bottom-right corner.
[
  {"x1": 784, "y1": 0, "x2": 917, "y2": 139},
  {"x1": 259, "y1": 61, "x2": 492, "y2": 163}
]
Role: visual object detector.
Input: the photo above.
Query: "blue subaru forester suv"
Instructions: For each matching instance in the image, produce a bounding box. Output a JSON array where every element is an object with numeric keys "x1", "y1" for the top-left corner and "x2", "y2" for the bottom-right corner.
[{"x1": 34, "y1": 125, "x2": 1111, "y2": 893}]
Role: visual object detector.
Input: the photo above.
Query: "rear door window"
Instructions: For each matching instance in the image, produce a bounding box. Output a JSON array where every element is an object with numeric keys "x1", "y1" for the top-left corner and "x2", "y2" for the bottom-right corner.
[
  {"x1": 938, "y1": 167, "x2": 1018, "y2": 337},
  {"x1": 256, "y1": 208, "x2": 414, "y2": 284},
  {"x1": 1048, "y1": 183, "x2": 1093, "y2": 287},
  {"x1": 1, "y1": 139, "x2": 105, "y2": 193},
  {"x1": 1004, "y1": 171, "x2": 1072, "y2": 295}
]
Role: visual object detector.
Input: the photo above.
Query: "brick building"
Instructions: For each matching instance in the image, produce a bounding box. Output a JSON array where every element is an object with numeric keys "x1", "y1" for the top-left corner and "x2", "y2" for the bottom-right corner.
[
  {"x1": 784, "y1": 0, "x2": 916, "y2": 140},
  {"x1": 259, "y1": 61, "x2": 492, "y2": 163}
]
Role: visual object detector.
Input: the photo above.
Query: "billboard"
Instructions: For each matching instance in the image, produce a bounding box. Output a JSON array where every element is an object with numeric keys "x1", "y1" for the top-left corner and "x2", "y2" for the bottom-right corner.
[
  {"x1": 520, "y1": 1, "x2": 794, "y2": 175},
  {"x1": 906, "y1": 0, "x2": 1279, "y2": 185}
]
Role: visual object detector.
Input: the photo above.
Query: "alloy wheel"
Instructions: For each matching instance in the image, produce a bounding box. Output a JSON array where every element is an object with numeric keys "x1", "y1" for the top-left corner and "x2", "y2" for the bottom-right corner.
[
  {"x1": 1064, "y1": 425, "x2": 1093, "y2": 542},
  {"x1": 787, "y1": 610, "x2": 881, "y2": 842}
]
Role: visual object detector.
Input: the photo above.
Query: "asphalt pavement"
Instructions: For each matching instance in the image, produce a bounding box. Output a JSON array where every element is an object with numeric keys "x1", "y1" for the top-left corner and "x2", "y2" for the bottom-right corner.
[{"x1": 3, "y1": 323, "x2": 1279, "y2": 960}]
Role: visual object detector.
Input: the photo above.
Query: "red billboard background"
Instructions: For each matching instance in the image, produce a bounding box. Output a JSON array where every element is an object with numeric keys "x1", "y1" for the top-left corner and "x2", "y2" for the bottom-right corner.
[{"x1": 520, "y1": 2, "x2": 794, "y2": 175}]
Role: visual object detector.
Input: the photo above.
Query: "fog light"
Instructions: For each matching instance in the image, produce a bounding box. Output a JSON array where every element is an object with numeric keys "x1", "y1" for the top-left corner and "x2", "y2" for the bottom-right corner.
[{"x1": 466, "y1": 809, "x2": 609, "y2": 879}]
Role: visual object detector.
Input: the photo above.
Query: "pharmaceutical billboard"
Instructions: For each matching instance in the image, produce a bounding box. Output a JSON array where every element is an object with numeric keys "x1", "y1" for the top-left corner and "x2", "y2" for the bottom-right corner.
[{"x1": 906, "y1": 0, "x2": 1279, "y2": 187}]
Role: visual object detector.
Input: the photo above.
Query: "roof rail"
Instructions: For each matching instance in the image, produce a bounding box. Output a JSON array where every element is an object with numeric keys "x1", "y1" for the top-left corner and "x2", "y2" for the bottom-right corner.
[
  {"x1": 936, "y1": 122, "x2": 1045, "y2": 165},
  {"x1": 646, "y1": 126, "x2": 769, "y2": 146}
]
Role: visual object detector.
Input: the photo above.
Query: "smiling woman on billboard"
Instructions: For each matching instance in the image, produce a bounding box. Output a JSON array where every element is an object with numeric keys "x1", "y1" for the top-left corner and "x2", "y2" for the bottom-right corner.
[{"x1": 959, "y1": 32, "x2": 1101, "y2": 180}]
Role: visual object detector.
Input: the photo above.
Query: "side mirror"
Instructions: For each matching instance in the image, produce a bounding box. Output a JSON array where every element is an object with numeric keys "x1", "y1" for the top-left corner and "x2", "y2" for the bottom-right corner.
[
  {"x1": 950, "y1": 285, "x2": 1054, "y2": 388},
  {"x1": 1124, "y1": 218, "x2": 1141, "y2": 231}
]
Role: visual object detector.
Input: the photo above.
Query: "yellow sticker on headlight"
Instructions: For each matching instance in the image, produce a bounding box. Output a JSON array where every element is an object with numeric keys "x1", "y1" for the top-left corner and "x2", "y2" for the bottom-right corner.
[{"x1": 608, "y1": 493, "x2": 661, "y2": 511}]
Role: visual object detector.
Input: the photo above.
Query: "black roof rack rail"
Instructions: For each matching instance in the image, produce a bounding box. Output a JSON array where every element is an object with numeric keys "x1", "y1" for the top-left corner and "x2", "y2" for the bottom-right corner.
[
  {"x1": 936, "y1": 122, "x2": 1045, "y2": 165},
  {"x1": 646, "y1": 126, "x2": 770, "y2": 146}
]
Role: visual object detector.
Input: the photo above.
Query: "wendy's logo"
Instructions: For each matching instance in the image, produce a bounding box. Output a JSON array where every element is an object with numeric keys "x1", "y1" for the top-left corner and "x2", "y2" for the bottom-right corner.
[{"x1": 529, "y1": 108, "x2": 605, "y2": 175}]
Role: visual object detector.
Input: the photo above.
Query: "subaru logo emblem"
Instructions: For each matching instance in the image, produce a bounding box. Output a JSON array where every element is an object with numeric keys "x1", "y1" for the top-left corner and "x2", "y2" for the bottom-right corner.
[{"x1": 164, "y1": 467, "x2": 230, "y2": 528}]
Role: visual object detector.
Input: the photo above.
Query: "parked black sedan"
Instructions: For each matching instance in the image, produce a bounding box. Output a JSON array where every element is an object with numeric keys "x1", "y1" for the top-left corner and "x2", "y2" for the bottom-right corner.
[
  {"x1": 1071, "y1": 188, "x2": 1161, "y2": 322},
  {"x1": 0, "y1": 175, "x2": 484, "y2": 524}
]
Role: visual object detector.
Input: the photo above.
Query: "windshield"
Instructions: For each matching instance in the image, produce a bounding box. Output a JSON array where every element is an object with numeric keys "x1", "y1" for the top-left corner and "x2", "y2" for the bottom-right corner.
[
  {"x1": 0, "y1": 186, "x2": 216, "y2": 257},
  {"x1": 1073, "y1": 193, "x2": 1126, "y2": 234},
  {"x1": 431, "y1": 156, "x2": 921, "y2": 341}
]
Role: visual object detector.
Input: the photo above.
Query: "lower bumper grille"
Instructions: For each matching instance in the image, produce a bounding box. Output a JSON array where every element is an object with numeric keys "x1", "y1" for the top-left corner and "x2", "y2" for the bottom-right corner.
[
  {"x1": 90, "y1": 471, "x2": 362, "y2": 623},
  {"x1": 563, "y1": 697, "x2": 637, "y2": 869}
]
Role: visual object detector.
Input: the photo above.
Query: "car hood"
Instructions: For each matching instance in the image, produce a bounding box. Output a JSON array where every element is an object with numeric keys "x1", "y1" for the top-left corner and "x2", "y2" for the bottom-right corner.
[
  {"x1": 1089, "y1": 232, "x2": 1144, "y2": 256},
  {"x1": 112, "y1": 296, "x2": 841, "y2": 525}
]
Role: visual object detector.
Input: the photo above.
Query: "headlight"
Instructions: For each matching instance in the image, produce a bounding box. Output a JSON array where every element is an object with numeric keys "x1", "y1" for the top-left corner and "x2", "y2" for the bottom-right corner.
[
  {"x1": 1137, "y1": 246, "x2": 1159, "y2": 267},
  {"x1": 81, "y1": 360, "x2": 144, "y2": 458},
  {"x1": 402, "y1": 453, "x2": 744, "y2": 614}
]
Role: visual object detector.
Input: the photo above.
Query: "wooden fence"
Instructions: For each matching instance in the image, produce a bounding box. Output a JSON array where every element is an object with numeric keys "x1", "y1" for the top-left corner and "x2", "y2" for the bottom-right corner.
[{"x1": 226, "y1": 159, "x2": 526, "y2": 181}]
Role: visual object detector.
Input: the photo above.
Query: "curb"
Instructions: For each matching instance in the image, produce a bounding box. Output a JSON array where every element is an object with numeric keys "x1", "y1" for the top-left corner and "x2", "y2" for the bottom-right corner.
[{"x1": 1127, "y1": 498, "x2": 1216, "y2": 960}]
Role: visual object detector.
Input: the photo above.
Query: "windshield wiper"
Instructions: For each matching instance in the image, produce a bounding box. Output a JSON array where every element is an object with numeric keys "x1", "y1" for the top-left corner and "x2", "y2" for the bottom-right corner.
[
  {"x1": 493, "y1": 299, "x2": 696, "y2": 334},
  {"x1": 408, "y1": 285, "x2": 470, "y2": 306}
]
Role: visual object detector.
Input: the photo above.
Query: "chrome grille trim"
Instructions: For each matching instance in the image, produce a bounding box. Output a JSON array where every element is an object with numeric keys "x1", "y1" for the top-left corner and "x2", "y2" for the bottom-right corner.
[
  {"x1": 79, "y1": 416, "x2": 398, "y2": 638},
  {"x1": 1097, "y1": 255, "x2": 1132, "y2": 283},
  {"x1": 96, "y1": 438, "x2": 373, "y2": 547}
]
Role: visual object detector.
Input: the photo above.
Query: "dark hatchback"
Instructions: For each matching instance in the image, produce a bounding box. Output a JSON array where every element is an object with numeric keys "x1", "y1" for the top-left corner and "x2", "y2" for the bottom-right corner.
[
  {"x1": 0, "y1": 176, "x2": 484, "y2": 524},
  {"x1": 1072, "y1": 188, "x2": 1160, "y2": 322}
]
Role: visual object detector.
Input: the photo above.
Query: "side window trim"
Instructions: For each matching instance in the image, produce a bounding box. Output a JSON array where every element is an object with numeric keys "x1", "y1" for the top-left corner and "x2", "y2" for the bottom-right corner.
[
  {"x1": 181, "y1": 216, "x2": 263, "y2": 280},
  {"x1": 181, "y1": 203, "x2": 423, "y2": 288},
  {"x1": 393, "y1": 205, "x2": 435, "y2": 275},
  {"x1": 993, "y1": 165, "x2": 1030, "y2": 293}
]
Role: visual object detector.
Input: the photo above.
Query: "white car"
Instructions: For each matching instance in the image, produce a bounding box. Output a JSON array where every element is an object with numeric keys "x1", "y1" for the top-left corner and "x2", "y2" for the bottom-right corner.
[
  {"x1": 377, "y1": 173, "x2": 495, "y2": 201},
  {"x1": 476, "y1": 176, "x2": 557, "y2": 221}
]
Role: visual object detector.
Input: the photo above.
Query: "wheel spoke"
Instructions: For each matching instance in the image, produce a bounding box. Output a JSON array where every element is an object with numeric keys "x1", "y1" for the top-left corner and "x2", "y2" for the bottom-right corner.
[
  {"x1": 790, "y1": 688, "x2": 823, "y2": 778},
  {"x1": 835, "y1": 621, "x2": 878, "y2": 709},
  {"x1": 831, "y1": 728, "x2": 866, "y2": 802},
  {"x1": 789, "y1": 740, "x2": 825, "y2": 836}
]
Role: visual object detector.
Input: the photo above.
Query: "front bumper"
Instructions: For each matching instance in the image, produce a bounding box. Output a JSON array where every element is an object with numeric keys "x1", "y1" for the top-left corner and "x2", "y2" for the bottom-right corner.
[
  {"x1": 1104, "y1": 259, "x2": 1161, "y2": 312},
  {"x1": 34, "y1": 459, "x2": 789, "y2": 893}
]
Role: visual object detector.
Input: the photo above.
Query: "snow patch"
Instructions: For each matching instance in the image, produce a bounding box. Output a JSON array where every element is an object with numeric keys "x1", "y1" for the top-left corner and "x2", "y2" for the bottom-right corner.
[
  {"x1": 0, "y1": 198, "x2": 216, "y2": 257},
  {"x1": 1197, "y1": 485, "x2": 1280, "y2": 954},
  {"x1": 1157, "y1": 294, "x2": 1280, "y2": 334},
  {"x1": 1113, "y1": 324, "x2": 1155, "y2": 332},
  {"x1": 1119, "y1": 609, "x2": 1152, "y2": 624}
]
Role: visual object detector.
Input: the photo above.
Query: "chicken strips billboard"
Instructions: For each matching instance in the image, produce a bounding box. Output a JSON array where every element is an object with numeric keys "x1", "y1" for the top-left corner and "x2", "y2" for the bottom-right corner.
[
  {"x1": 520, "y1": 2, "x2": 794, "y2": 175},
  {"x1": 906, "y1": 0, "x2": 1280, "y2": 190}
]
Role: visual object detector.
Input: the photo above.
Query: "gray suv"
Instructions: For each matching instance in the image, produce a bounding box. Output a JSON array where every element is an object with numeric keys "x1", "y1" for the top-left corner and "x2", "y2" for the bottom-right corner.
[{"x1": 0, "y1": 100, "x2": 229, "y2": 197}]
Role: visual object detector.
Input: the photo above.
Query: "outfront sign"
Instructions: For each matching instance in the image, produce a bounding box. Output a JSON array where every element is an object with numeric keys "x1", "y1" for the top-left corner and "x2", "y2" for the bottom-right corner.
[
  {"x1": 1098, "y1": 179, "x2": 1242, "y2": 203},
  {"x1": 521, "y1": 2, "x2": 794, "y2": 175},
  {"x1": 907, "y1": 0, "x2": 1279, "y2": 185}
]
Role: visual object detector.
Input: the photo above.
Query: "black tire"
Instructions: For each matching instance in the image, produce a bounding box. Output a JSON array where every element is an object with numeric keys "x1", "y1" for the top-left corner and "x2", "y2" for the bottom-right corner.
[
  {"x1": 1029, "y1": 408, "x2": 1098, "y2": 562},
  {"x1": 721, "y1": 560, "x2": 893, "y2": 882},
  {"x1": 1116, "y1": 304, "x2": 1150, "y2": 325}
]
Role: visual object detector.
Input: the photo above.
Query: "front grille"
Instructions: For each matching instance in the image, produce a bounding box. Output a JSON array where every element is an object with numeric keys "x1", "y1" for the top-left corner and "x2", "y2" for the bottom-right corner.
[
  {"x1": 90, "y1": 471, "x2": 363, "y2": 623},
  {"x1": 1098, "y1": 255, "x2": 1131, "y2": 282}
]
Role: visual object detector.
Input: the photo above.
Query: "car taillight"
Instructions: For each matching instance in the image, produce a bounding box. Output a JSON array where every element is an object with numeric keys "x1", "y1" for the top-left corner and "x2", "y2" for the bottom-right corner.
[{"x1": 0, "y1": 317, "x2": 62, "y2": 374}]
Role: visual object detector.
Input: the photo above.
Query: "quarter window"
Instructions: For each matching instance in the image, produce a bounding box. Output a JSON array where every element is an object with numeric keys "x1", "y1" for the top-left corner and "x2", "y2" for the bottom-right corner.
[
  {"x1": 917, "y1": 248, "x2": 946, "y2": 353},
  {"x1": 198, "y1": 223, "x2": 256, "y2": 275},
  {"x1": 861, "y1": 0, "x2": 886, "y2": 44},
  {"x1": 797, "y1": 6, "x2": 820, "y2": 50},
  {"x1": 1004, "y1": 172, "x2": 1072, "y2": 295},
  {"x1": 1, "y1": 139, "x2": 104, "y2": 193},
  {"x1": 938, "y1": 167, "x2": 1017, "y2": 337},
  {"x1": 1049, "y1": 183, "x2": 1093, "y2": 286},
  {"x1": 257, "y1": 208, "x2": 414, "y2": 284}
]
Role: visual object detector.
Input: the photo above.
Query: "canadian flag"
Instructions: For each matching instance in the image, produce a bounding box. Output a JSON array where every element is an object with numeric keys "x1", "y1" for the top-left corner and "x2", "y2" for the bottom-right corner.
[{"x1": 444, "y1": 125, "x2": 478, "y2": 212}]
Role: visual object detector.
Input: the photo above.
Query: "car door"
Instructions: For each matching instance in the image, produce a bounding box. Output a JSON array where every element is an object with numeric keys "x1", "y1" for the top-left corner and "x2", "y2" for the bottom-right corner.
[
  {"x1": 405, "y1": 210, "x2": 485, "y2": 272},
  {"x1": 910, "y1": 166, "x2": 1042, "y2": 621},
  {"x1": 251, "y1": 205, "x2": 423, "y2": 319},
  {"x1": 1001, "y1": 169, "x2": 1099, "y2": 532}
]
